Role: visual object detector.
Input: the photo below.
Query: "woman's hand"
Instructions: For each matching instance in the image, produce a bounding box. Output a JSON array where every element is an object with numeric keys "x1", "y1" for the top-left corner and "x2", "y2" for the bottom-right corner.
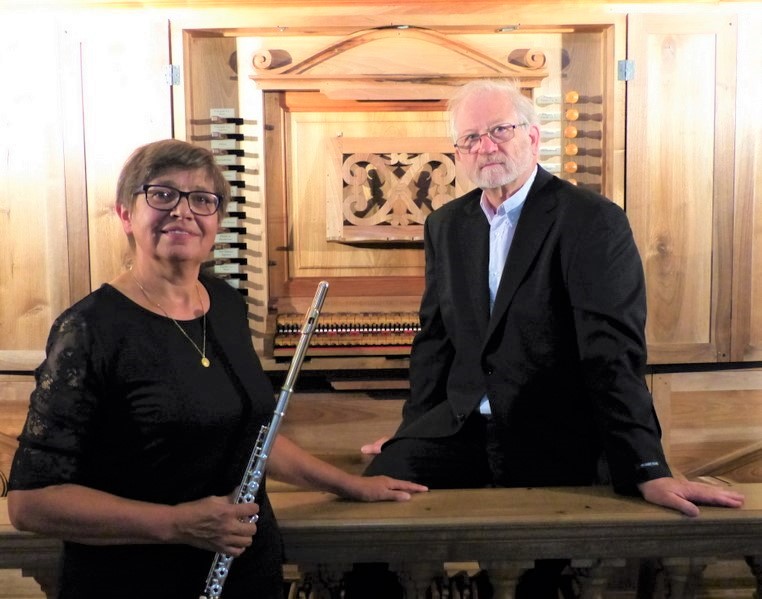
[
  {"x1": 339, "y1": 475, "x2": 428, "y2": 502},
  {"x1": 170, "y1": 495, "x2": 260, "y2": 555},
  {"x1": 269, "y1": 435, "x2": 426, "y2": 501}
]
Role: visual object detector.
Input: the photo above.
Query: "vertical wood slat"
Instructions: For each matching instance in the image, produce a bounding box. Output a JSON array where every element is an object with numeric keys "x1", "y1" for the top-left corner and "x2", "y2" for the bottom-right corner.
[{"x1": 731, "y1": 10, "x2": 762, "y2": 362}]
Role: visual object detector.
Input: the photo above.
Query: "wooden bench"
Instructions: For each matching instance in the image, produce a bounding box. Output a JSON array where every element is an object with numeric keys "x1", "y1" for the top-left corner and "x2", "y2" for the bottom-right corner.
[{"x1": 2, "y1": 485, "x2": 762, "y2": 598}]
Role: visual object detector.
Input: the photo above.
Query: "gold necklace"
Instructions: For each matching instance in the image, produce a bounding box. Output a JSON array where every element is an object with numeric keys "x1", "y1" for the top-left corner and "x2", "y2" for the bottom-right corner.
[{"x1": 130, "y1": 271, "x2": 210, "y2": 368}]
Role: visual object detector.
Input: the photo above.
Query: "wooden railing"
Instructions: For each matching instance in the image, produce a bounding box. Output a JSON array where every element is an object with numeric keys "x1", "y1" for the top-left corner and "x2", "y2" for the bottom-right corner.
[{"x1": 3, "y1": 484, "x2": 762, "y2": 598}]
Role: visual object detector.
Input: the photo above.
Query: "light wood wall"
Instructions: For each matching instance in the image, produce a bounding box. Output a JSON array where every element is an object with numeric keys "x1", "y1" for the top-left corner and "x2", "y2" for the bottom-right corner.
[{"x1": 3, "y1": 1, "x2": 760, "y2": 369}]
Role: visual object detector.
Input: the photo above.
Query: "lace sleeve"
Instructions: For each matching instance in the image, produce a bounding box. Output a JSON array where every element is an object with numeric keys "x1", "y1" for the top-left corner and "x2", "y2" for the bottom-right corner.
[{"x1": 9, "y1": 310, "x2": 102, "y2": 490}]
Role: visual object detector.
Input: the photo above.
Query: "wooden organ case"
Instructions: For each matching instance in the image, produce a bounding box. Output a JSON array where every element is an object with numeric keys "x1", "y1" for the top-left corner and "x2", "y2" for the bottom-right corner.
[{"x1": 183, "y1": 23, "x2": 615, "y2": 375}]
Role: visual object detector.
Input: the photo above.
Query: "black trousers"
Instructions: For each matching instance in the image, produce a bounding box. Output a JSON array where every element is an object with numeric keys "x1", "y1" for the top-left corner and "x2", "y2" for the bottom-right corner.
[
  {"x1": 362, "y1": 412, "x2": 568, "y2": 598},
  {"x1": 363, "y1": 410, "x2": 498, "y2": 488}
]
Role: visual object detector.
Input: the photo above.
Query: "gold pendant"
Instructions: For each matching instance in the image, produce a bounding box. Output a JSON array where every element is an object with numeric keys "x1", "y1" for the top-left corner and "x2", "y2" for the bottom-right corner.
[{"x1": 201, "y1": 357, "x2": 210, "y2": 368}]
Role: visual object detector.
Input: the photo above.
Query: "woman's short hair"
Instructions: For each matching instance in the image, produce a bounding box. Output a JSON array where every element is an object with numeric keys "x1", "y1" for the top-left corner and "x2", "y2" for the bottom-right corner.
[{"x1": 116, "y1": 139, "x2": 231, "y2": 219}]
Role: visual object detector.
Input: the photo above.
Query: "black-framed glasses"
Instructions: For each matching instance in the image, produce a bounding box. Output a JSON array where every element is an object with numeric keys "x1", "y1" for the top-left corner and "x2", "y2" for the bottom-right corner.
[
  {"x1": 137, "y1": 184, "x2": 221, "y2": 216},
  {"x1": 453, "y1": 122, "x2": 529, "y2": 154}
]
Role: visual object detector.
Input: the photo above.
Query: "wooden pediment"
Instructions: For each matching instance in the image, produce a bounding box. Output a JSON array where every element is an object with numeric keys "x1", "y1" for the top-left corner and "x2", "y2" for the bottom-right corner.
[{"x1": 250, "y1": 26, "x2": 548, "y2": 100}]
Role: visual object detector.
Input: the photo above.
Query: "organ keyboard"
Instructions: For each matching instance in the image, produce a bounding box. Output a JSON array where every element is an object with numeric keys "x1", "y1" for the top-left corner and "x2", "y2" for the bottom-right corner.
[{"x1": 271, "y1": 312, "x2": 421, "y2": 357}]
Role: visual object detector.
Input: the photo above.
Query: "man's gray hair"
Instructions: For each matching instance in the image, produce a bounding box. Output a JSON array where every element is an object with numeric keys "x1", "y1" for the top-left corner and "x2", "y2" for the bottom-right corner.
[{"x1": 447, "y1": 79, "x2": 539, "y2": 142}]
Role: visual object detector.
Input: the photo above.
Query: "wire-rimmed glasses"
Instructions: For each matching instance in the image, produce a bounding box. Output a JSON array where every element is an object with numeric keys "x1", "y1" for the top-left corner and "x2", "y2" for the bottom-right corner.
[{"x1": 453, "y1": 122, "x2": 529, "y2": 154}]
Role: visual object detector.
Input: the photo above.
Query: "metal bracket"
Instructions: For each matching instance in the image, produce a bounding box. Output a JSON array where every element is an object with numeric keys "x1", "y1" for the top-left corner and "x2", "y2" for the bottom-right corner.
[
  {"x1": 617, "y1": 60, "x2": 635, "y2": 81},
  {"x1": 164, "y1": 64, "x2": 181, "y2": 86}
]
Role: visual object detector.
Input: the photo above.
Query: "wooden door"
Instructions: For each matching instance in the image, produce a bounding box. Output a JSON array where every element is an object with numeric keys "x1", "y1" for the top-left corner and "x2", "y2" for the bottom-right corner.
[
  {"x1": 0, "y1": 16, "x2": 78, "y2": 370},
  {"x1": 0, "y1": 14, "x2": 173, "y2": 372},
  {"x1": 73, "y1": 14, "x2": 174, "y2": 289},
  {"x1": 626, "y1": 13, "x2": 737, "y2": 364}
]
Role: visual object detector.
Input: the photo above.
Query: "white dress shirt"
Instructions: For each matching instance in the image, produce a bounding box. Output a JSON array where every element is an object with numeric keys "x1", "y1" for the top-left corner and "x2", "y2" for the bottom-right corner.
[{"x1": 478, "y1": 166, "x2": 538, "y2": 415}]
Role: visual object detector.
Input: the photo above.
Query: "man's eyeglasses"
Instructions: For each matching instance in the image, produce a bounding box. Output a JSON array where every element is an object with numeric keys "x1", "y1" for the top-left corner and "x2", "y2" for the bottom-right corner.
[
  {"x1": 453, "y1": 122, "x2": 529, "y2": 154},
  {"x1": 137, "y1": 184, "x2": 221, "y2": 216}
]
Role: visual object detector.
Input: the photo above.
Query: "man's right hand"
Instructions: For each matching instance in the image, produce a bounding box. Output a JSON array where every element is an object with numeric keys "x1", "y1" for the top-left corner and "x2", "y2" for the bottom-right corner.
[{"x1": 360, "y1": 436, "x2": 390, "y2": 456}]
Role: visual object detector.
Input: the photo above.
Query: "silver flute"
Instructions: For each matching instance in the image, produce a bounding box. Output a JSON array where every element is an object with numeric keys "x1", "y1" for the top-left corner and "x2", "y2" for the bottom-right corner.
[{"x1": 200, "y1": 280, "x2": 329, "y2": 599}]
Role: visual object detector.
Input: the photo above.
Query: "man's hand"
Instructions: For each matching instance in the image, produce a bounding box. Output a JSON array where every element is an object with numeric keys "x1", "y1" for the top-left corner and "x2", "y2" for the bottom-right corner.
[
  {"x1": 360, "y1": 436, "x2": 390, "y2": 456},
  {"x1": 638, "y1": 476, "x2": 745, "y2": 517}
]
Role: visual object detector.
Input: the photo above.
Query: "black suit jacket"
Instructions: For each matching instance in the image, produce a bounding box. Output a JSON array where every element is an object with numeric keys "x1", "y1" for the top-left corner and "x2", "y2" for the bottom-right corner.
[{"x1": 393, "y1": 167, "x2": 671, "y2": 494}]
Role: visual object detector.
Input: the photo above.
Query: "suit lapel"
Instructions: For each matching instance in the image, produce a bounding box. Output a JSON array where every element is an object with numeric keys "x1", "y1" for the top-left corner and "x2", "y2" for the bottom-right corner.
[
  {"x1": 485, "y1": 168, "x2": 559, "y2": 342},
  {"x1": 458, "y1": 192, "x2": 491, "y2": 337}
]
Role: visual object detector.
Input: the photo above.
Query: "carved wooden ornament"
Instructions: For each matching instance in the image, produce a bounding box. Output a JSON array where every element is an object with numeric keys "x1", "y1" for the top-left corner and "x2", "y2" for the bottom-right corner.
[{"x1": 250, "y1": 26, "x2": 547, "y2": 100}]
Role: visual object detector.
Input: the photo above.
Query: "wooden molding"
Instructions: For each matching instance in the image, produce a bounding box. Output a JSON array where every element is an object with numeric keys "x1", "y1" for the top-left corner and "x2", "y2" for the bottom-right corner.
[{"x1": 250, "y1": 26, "x2": 548, "y2": 100}]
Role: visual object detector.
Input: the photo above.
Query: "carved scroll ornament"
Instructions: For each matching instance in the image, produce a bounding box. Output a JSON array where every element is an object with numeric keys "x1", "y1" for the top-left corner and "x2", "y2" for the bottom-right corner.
[
  {"x1": 251, "y1": 26, "x2": 548, "y2": 99},
  {"x1": 338, "y1": 151, "x2": 455, "y2": 241},
  {"x1": 327, "y1": 136, "x2": 458, "y2": 243}
]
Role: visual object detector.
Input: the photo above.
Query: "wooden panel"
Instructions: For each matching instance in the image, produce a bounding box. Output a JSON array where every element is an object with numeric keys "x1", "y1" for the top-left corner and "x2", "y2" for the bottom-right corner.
[
  {"x1": 1, "y1": 14, "x2": 172, "y2": 369},
  {"x1": 731, "y1": 10, "x2": 762, "y2": 361},
  {"x1": 184, "y1": 35, "x2": 239, "y2": 143},
  {"x1": 76, "y1": 13, "x2": 173, "y2": 289},
  {"x1": 654, "y1": 369, "x2": 762, "y2": 482},
  {"x1": 626, "y1": 14, "x2": 737, "y2": 364},
  {"x1": 289, "y1": 110, "x2": 449, "y2": 276},
  {"x1": 0, "y1": 17, "x2": 74, "y2": 359}
]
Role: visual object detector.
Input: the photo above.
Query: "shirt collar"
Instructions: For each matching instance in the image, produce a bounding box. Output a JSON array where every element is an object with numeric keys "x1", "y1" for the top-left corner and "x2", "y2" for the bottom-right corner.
[{"x1": 479, "y1": 165, "x2": 538, "y2": 222}]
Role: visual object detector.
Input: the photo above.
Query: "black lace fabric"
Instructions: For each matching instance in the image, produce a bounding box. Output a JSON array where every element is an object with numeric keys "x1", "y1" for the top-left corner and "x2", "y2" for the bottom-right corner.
[{"x1": 10, "y1": 311, "x2": 95, "y2": 490}]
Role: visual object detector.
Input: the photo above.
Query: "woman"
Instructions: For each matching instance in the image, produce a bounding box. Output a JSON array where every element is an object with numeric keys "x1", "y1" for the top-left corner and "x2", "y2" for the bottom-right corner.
[{"x1": 7, "y1": 139, "x2": 426, "y2": 599}]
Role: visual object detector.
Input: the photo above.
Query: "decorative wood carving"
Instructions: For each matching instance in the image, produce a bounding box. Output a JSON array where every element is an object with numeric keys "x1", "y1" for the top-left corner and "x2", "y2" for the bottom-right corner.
[
  {"x1": 250, "y1": 26, "x2": 547, "y2": 100},
  {"x1": 328, "y1": 136, "x2": 456, "y2": 243}
]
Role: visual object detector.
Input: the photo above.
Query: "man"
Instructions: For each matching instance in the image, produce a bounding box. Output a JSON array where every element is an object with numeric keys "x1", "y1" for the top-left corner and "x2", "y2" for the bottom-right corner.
[
  {"x1": 363, "y1": 79, "x2": 743, "y2": 515},
  {"x1": 360, "y1": 79, "x2": 743, "y2": 596}
]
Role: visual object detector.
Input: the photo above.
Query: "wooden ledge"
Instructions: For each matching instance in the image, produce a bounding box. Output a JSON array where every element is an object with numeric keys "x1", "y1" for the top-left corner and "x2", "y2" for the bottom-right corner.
[
  {"x1": 270, "y1": 484, "x2": 762, "y2": 564},
  {"x1": 3, "y1": 485, "x2": 762, "y2": 565},
  {"x1": 2, "y1": 484, "x2": 762, "y2": 597}
]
